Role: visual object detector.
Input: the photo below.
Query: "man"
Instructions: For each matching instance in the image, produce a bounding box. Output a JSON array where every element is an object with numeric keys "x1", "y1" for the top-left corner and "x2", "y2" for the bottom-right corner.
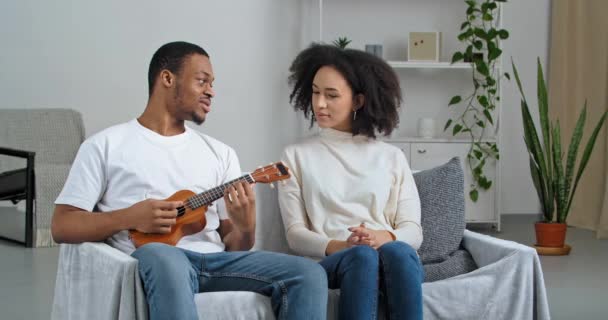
[{"x1": 51, "y1": 41, "x2": 327, "y2": 320}]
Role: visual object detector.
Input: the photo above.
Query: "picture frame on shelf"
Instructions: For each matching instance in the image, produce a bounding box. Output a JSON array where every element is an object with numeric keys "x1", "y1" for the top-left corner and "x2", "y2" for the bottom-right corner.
[{"x1": 408, "y1": 31, "x2": 442, "y2": 62}]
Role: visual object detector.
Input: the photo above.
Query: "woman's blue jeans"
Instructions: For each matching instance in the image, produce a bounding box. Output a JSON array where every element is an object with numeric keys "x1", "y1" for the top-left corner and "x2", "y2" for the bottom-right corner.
[
  {"x1": 319, "y1": 241, "x2": 424, "y2": 320},
  {"x1": 132, "y1": 243, "x2": 327, "y2": 320}
]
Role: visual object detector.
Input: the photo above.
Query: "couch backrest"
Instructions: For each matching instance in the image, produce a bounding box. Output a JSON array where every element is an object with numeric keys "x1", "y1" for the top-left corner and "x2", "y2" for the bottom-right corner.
[{"x1": 0, "y1": 108, "x2": 84, "y2": 172}]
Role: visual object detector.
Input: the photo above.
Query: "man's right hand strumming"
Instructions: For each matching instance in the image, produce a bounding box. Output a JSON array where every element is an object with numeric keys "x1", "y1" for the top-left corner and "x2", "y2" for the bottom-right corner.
[{"x1": 127, "y1": 199, "x2": 182, "y2": 234}]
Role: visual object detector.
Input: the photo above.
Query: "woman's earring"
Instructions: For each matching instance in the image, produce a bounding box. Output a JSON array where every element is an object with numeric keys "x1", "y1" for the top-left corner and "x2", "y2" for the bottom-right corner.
[{"x1": 353, "y1": 110, "x2": 357, "y2": 120}]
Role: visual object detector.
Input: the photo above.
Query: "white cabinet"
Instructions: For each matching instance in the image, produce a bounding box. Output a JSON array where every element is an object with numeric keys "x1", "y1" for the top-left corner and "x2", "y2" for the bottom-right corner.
[{"x1": 391, "y1": 139, "x2": 499, "y2": 229}]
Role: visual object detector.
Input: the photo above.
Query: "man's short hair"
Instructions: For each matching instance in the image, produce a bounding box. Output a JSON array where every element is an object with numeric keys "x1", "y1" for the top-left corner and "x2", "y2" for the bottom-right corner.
[{"x1": 148, "y1": 41, "x2": 209, "y2": 96}]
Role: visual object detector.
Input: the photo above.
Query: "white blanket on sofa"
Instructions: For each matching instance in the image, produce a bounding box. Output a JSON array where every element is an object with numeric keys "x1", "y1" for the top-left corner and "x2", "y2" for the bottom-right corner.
[{"x1": 51, "y1": 230, "x2": 550, "y2": 320}]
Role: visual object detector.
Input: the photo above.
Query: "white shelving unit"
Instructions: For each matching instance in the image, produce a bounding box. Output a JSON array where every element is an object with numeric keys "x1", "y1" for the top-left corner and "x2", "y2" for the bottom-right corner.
[{"x1": 316, "y1": 0, "x2": 504, "y2": 230}]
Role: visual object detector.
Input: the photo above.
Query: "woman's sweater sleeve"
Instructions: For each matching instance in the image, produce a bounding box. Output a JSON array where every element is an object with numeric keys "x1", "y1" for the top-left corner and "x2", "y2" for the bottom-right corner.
[
  {"x1": 277, "y1": 148, "x2": 331, "y2": 258},
  {"x1": 391, "y1": 152, "x2": 423, "y2": 250}
]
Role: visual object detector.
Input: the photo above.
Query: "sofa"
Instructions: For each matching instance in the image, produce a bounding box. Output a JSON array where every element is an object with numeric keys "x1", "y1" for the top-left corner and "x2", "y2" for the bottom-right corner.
[
  {"x1": 0, "y1": 108, "x2": 84, "y2": 247},
  {"x1": 51, "y1": 158, "x2": 550, "y2": 319}
]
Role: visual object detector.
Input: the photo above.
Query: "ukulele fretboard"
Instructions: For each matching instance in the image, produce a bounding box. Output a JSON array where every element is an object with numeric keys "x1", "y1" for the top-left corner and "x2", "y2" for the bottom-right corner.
[{"x1": 186, "y1": 174, "x2": 254, "y2": 210}]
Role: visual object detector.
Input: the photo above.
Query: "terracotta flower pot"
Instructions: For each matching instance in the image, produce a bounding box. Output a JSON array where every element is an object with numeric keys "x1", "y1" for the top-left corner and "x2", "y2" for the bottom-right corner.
[{"x1": 534, "y1": 222, "x2": 567, "y2": 247}]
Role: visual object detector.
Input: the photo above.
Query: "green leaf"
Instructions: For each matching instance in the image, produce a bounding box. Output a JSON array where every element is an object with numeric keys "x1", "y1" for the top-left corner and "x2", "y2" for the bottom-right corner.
[
  {"x1": 565, "y1": 111, "x2": 608, "y2": 219},
  {"x1": 483, "y1": 109, "x2": 494, "y2": 125},
  {"x1": 520, "y1": 98, "x2": 554, "y2": 219},
  {"x1": 475, "y1": 61, "x2": 489, "y2": 76},
  {"x1": 466, "y1": 45, "x2": 473, "y2": 59},
  {"x1": 498, "y1": 29, "x2": 509, "y2": 40},
  {"x1": 552, "y1": 121, "x2": 566, "y2": 221},
  {"x1": 482, "y1": 13, "x2": 493, "y2": 21},
  {"x1": 563, "y1": 104, "x2": 586, "y2": 220},
  {"x1": 473, "y1": 40, "x2": 483, "y2": 50},
  {"x1": 458, "y1": 29, "x2": 474, "y2": 41},
  {"x1": 451, "y1": 52, "x2": 464, "y2": 64},
  {"x1": 476, "y1": 120, "x2": 485, "y2": 128},
  {"x1": 537, "y1": 58, "x2": 552, "y2": 183},
  {"x1": 461, "y1": 21, "x2": 470, "y2": 30},
  {"x1": 453, "y1": 124, "x2": 463, "y2": 136},
  {"x1": 486, "y1": 77, "x2": 496, "y2": 86},
  {"x1": 474, "y1": 150, "x2": 483, "y2": 159},
  {"x1": 470, "y1": 189, "x2": 479, "y2": 202},
  {"x1": 449, "y1": 95, "x2": 462, "y2": 106},
  {"x1": 488, "y1": 46, "x2": 502, "y2": 61},
  {"x1": 504, "y1": 72, "x2": 511, "y2": 80},
  {"x1": 479, "y1": 176, "x2": 492, "y2": 190},
  {"x1": 477, "y1": 95, "x2": 489, "y2": 107},
  {"x1": 465, "y1": 0, "x2": 476, "y2": 7},
  {"x1": 528, "y1": 156, "x2": 551, "y2": 221},
  {"x1": 444, "y1": 119, "x2": 453, "y2": 131},
  {"x1": 511, "y1": 59, "x2": 528, "y2": 104},
  {"x1": 487, "y1": 28, "x2": 498, "y2": 40},
  {"x1": 474, "y1": 28, "x2": 487, "y2": 40}
]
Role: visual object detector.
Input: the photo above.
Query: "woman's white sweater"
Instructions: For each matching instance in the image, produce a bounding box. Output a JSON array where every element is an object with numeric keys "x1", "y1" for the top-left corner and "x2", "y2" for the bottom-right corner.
[{"x1": 278, "y1": 128, "x2": 422, "y2": 259}]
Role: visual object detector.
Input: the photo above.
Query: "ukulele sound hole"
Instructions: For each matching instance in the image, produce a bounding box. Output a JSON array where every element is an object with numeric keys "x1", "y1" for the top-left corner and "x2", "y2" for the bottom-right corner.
[{"x1": 177, "y1": 206, "x2": 186, "y2": 217}]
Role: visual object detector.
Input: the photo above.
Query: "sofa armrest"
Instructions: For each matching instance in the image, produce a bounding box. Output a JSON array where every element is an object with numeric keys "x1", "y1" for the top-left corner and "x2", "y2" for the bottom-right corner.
[
  {"x1": 425, "y1": 230, "x2": 550, "y2": 320},
  {"x1": 462, "y1": 230, "x2": 535, "y2": 268},
  {"x1": 51, "y1": 242, "x2": 148, "y2": 320}
]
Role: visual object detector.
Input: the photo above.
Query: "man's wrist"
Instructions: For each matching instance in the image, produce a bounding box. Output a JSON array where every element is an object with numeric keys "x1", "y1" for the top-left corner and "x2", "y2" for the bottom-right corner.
[
  {"x1": 233, "y1": 224, "x2": 255, "y2": 236},
  {"x1": 111, "y1": 209, "x2": 132, "y2": 231}
]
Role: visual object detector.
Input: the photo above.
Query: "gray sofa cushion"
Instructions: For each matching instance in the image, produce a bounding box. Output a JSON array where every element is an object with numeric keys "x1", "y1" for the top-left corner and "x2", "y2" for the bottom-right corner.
[
  {"x1": 414, "y1": 157, "x2": 465, "y2": 264},
  {"x1": 413, "y1": 157, "x2": 477, "y2": 282},
  {"x1": 423, "y1": 249, "x2": 477, "y2": 282}
]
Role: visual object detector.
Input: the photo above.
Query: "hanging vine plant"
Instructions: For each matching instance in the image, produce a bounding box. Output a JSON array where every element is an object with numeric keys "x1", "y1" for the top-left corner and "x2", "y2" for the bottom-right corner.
[{"x1": 445, "y1": 0, "x2": 509, "y2": 202}]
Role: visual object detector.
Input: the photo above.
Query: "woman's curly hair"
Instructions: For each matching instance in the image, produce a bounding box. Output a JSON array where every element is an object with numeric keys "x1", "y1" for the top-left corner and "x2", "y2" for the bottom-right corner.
[{"x1": 288, "y1": 43, "x2": 402, "y2": 139}]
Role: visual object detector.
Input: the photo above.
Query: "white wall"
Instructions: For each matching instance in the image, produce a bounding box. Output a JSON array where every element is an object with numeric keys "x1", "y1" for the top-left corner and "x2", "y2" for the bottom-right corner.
[
  {"x1": 0, "y1": 0, "x2": 551, "y2": 223},
  {"x1": 500, "y1": 0, "x2": 550, "y2": 214},
  {"x1": 0, "y1": 0, "x2": 303, "y2": 164},
  {"x1": 0, "y1": 0, "x2": 302, "y2": 250}
]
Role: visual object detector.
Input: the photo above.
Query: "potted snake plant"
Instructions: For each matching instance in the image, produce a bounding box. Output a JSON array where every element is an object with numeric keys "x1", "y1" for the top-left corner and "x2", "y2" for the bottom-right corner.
[{"x1": 513, "y1": 58, "x2": 607, "y2": 248}]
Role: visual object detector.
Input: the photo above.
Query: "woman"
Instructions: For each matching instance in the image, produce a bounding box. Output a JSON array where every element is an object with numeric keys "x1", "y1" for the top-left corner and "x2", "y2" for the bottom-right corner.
[{"x1": 278, "y1": 44, "x2": 424, "y2": 320}]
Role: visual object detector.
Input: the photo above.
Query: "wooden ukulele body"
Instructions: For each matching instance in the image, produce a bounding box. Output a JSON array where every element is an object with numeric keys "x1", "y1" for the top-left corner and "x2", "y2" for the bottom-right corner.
[{"x1": 129, "y1": 190, "x2": 208, "y2": 248}]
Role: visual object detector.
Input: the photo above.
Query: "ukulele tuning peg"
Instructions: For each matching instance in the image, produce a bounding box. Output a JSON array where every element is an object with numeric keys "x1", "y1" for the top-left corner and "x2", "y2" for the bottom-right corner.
[{"x1": 269, "y1": 183, "x2": 275, "y2": 189}]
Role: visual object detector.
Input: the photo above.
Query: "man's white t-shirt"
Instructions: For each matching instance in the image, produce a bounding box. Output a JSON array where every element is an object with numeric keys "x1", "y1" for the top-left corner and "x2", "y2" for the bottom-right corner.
[{"x1": 55, "y1": 119, "x2": 241, "y2": 255}]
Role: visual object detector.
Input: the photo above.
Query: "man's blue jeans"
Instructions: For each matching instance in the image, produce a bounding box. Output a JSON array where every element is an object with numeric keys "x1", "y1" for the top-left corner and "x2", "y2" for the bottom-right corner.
[
  {"x1": 319, "y1": 241, "x2": 424, "y2": 320},
  {"x1": 132, "y1": 243, "x2": 327, "y2": 320}
]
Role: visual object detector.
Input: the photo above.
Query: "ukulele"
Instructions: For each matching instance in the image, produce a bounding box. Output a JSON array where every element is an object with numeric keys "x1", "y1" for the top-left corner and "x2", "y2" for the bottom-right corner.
[{"x1": 129, "y1": 162, "x2": 290, "y2": 248}]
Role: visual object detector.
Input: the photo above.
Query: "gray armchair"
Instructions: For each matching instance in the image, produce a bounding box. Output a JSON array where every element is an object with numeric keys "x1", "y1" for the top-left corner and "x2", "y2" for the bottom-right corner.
[{"x1": 0, "y1": 108, "x2": 84, "y2": 247}]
